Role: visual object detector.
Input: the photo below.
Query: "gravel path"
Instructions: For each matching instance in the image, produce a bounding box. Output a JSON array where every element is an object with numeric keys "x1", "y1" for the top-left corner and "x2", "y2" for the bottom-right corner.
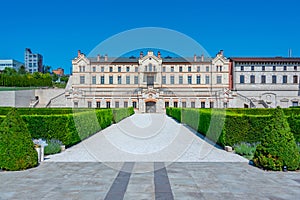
[{"x1": 45, "y1": 114, "x2": 247, "y2": 162}]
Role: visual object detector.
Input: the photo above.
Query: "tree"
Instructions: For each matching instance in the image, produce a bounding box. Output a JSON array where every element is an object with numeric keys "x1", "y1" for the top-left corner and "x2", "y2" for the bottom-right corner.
[
  {"x1": 60, "y1": 75, "x2": 69, "y2": 83},
  {"x1": 253, "y1": 107, "x2": 300, "y2": 171},
  {"x1": 43, "y1": 65, "x2": 51, "y2": 74},
  {"x1": 52, "y1": 73, "x2": 59, "y2": 82},
  {"x1": 3, "y1": 67, "x2": 17, "y2": 76},
  {"x1": 0, "y1": 108, "x2": 38, "y2": 170},
  {"x1": 18, "y1": 65, "x2": 27, "y2": 75}
]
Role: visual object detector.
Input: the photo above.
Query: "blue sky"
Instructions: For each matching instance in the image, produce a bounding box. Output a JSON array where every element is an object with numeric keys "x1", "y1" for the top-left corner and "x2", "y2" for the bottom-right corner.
[{"x1": 1, "y1": 0, "x2": 300, "y2": 74}]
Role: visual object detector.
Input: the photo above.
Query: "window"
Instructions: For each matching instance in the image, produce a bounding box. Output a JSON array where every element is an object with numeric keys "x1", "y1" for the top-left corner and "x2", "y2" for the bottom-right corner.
[
  {"x1": 219, "y1": 66, "x2": 222, "y2": 72},
  {"x1": 126, "y1": 66, "x2": 130, "y2": 72},
  {"x1": 74, "y1": 102, "x2": 78, "y2": 108},
  {"x1": 162, "y1": 76, "x2": 166, "y2": 84},
  {"x1": 162, "y1": 67, "x2": 166, "y2": 72},
  {"x1": 261, "y1": 75, "x2": 266, "y2": 84},
  {"x1": 115, "y1": 101, "x2": 119, "y2": 108},
  {"x1": 262, "y1": 66, "x2": 265, "y2": 71},
  {"x1": 171, "y1": 66, "x2": 174, "y2": 72},
  {"x1": 294, "y1": 66, "x2": 298, "y2": 71},
  {"x1": 241, "y1": 66, "x2": 244, "y2": 71},
  {"x1": 188, "y1": 75, "x2": 192, "y2": 84},
  {"x1": 109, "y1": 67, "x2": 113, "y2": 72},
  {"x1": 170, "y1": 76, "x2": 175, "y2": 84},
  {"x1": 118, "y1": 67, "x2": 121, "y2": 72},
  {"x1": 240, "y1": 75, "x2": 245, "y2": 84},
  {"x1": 148, "y1": 63, "x2": 152, "y2": 72},
  {"x1": 165, "y1": 101, "x2": 169, "y2": 108},
  {"x1": 282, "y1": 75, "x2": 287, "y2": 84},
  {"x1": 83, "y1": 66, "x2": 85, "y2": 72},
  {"x1": 179, "y1": 76, "x2": 183, "y2": 84},
  {"x1": 201, "y1": 102, "x2": 205, "y2": 108},
  {"x1": 273, "y1": 66, "x2": 276, "y2": 71},
  {"x1": 101, "y1": 76, "x2": 105, "y2": 84},
  {"x1": 292, "y1": 101, "x2": 299, "y2": 107},
  {"x1": 283, "y1": 66, "x2": 287, "y2": 71},
  {"x1": 210, "y1": 102, "x2": 214, "y2": 108},
  {"x1": 118, "y1": 76, "x2": 122, "y2": 84},
  {"x1": 206, "y1": 66, "x2": 209, "y2": 72},
  {"x1": 132, "y1": 101, "x2": 137, "y2": 108},
  {"x1": 92, "y1": 76, "x2": 96, "y2": 84},
  {"x1": 197, "y1": 75, "x2": 201, "y2": 84},
  {"x1": 134, "y1": 76, "x2": 138, "y2": 84},
  {"x1": 197, "y1": 66, "x2": 200, "y2": 72},
  {"x1": 217, "y1": 75, "x2": 222, "y2": 84},
  {"x1": 191, "y1": 102, "x2": 195, "y2": 108},
  {"x1": 93, "y1": 67, "x2": 96, "y2": 72},
  {"x1": 251, "y1": 66, "x2": 254, "y2": 71},
  {"x1": 96, "y1": 101, "x2": 101, "y2": 108},
  {"x1": 205, "y1": 75, "x2": 210, "y2": 84},
  {"x1": 293, "y1": 75, "x2": 298, "y2": 84},
  {"x1": 173, "y1": 102, "x2": 178, "y2": 108},
  {"x1": 101, "y1": 66, "x2": 104, "y2": 72},
  {"x1": 182, "y1": 102, "x2": 186, "y2": 108},
  {"x1": 88, "y1": 101, "x2": 92, "y2": 108},
  {"x1": 135, "y1": 67, "x2": 138, "y2": 72},
  {"x1": 126, "y1": 76, "x2": 130, "y2": 84},
  {"x1": 106, "y1": 101, "x2": 110, "y2": 108},
  {"x1": 124, "y1": 102, "x2": 128, "y2": 108},
  {"x1": 179, "y1": 66, "x2": 183, "y2": 72},
  {"x1": 80, "y1": 76, "x2": 85, "y2": 84},
  {"x1": 250, "y1": 75, "x2": 255, "y2": 84},
  {"x1": 272, "y1": 75, "x2": 277, "y2": 84},
  {"x1": 188, "y1": 66, "x2": 191, "y2": 72},
  {"x1": 109, "y1": 76, "x2": 113, "y2": 84}
]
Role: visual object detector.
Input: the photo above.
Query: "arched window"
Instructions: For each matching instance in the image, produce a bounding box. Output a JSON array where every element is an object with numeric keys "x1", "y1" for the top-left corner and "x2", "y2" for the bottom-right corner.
[{"x1": 149, "y1": 63, "x2": 152, "y2": 72}]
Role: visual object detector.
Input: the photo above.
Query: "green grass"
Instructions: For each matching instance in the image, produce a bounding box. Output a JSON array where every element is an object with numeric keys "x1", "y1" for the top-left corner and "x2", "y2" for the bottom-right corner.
[
  {"x1": 44, "y1": 139, "x2": 62, "y2": 155},
  {"x1": 0, "y1": 87, "x2": 42, "y2": 91},
  {"x1": 233, "y1": 142, "x2": 258, "y2": 160}
]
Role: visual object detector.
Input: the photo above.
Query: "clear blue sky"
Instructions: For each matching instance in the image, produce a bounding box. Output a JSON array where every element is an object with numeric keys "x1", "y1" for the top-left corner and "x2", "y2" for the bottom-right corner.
[{"x1": 1, "y1": 0, "x2": 300, "y2": 74}]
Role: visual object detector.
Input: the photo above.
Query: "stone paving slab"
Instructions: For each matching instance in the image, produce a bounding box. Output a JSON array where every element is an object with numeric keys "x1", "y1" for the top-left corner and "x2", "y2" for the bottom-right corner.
[{"x1": 0, "y1": 162, "x2": 299, "y2": 200}]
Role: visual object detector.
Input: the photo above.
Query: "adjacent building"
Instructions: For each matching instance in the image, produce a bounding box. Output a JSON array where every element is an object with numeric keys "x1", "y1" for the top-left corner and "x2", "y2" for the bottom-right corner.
[
  {"x1": 52, "y1": 68, "x2": 64, "y2": 76},
  {"x1": 24, "y1": 48, "x2": 43, "y2": 73},
  {"x1": 0, "y1": 59, "x2": 24, "y2": 71}
]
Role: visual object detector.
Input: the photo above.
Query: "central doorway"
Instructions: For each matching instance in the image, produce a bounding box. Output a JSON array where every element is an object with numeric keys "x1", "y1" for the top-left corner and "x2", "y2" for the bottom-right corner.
[{"x1": 146, "y1": 101, "x2": 156, "y2": 113}]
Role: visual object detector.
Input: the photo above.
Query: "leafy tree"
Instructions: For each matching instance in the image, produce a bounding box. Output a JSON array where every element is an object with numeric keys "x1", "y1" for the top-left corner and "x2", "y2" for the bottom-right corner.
[
  {"x1": 253, "y1": 107, "x2": 300, "y2": 171},
  {"x1": 60, "y1": 75, "x2": 69, "y2": 83},
  {"x1": 18, "y1": 65, "x2": 27, "y2": 75},
  {"x1": 52, "y1": 73, "x2": 59, "y2": 82},
  {"x1": 3, "y1": 67, "x2": 17, "y2": 76},
  {"x1": 43, "y1": 65, "x2": 51, "y2": 74},
  {"x1": 0, "y1": 108, "x2": 38, "y2": 171}
]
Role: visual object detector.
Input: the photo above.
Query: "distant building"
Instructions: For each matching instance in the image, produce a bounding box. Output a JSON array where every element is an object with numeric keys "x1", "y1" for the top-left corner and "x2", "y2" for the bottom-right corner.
[
  {"x1": 0, "y1": 59, "x2": 24, "y2": 71},
  {"x1": 24, "y1": 48, "x2": 43, "y2": 73},
  {"x1": 52, "y1": 68, "x2": 64, "y2": 76}
]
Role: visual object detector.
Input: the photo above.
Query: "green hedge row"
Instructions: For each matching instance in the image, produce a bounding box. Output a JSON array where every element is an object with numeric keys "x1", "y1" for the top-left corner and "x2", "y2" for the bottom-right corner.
[
  {"x1": 166, "y1": 107, "x2": 300, "y2": 147},
  {"x1": 0, "y1": 108, "x2": 134, "y2": 147},
  {"x1": 227, "y1": 108, "x2": 300, "y2": 116}
]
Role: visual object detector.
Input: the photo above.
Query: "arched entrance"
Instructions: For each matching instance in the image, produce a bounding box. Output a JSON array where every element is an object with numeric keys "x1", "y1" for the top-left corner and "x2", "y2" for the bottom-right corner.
[{"x1": 146, "y1": 101, "x2": 156, "y2": 113}]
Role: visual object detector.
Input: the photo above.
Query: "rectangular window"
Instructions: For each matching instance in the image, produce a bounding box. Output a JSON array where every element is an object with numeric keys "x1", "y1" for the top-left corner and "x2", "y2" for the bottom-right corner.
[
  {"x1": 201, "y1": 102, "x2": 205, "y2": 108},
  {"x1": 170, "y1": 76, "x2": 175, "y2": 84},
  {"x1": 109, "y1": 67, "x2": 113, "y2": 72},
  {"x1": 88, "y1": 101, "x2": 92, "y2": 108},
  {"x1": 109, "y1": 76, "x2": 113, "y2": 84},
  {"x1": 251, "y1": 66, "x2": 254, "y2": 71},
  {"x1": 162, "y1": 76, "x2": 166, "y2": 84},
  {"x1": 83, "y1": 66, "x2": 85, "y2": 72},
  {"x1": 294, "y1": 66, "x2": 298, "y2": 71},
  {"x1": 101, "y1": 76, "x2": 105, "y2": 84},
  {"x1": 197, "y1": 66, "x2": 200, "y2": 72},
  {"x1": 92, "y1": 76, "x2": 96, "y2": 84},
  {"x1": 162, "y1": 67, "x2": 166, "y2": 72},
  {"x1": 210, "y1": 102, "x2": 214, "y2": 108},
  {"x1": 126, "y1": 66, "x2": 130, "y2": 72},
  {"x1": 134, "y1": 76, "x2": 139, "y2": 84},
  {"x1": 261, "y1": 75, "x2": 266, "y2": 84},
  {"x1": 93, "y1": 67, "x2": 96, "y2": 72},
  {"x1": 171, "y1": 67, "x2": 174, "y2": 72},
  {"x1": 80, "y1": 76, "x2": 85, "y2": 84},
  {"x1": 118, "y1": 76, "x2": 122, "y2": 84},
  {"x1": 292, "y1": 101, "x2": 299, "y2": 107},
  {"x1": 118, "y1": 67, "x2": 121, "y2": 72},
  {"x1": 197, "y1": 75, "x2": 201, "y2": 84},
  {"x1": 250, "y1": 75, "x2": 255, "y2": 84},
  {"x1": 179, "y1": 66, "x2": 183, "y2": 72},
  {"x1": 217, "y1": 75, "x2": 222, "y2": 84},
  {"x1": 124, "y1": 102, "x2": 128, "y2": 108},
  {"x1": 115, "y1": 101, "x2": 119, "y2": 108},
  {"x1": 188, "y1": 66, "x2": 191, "y2": 72},
  {"x1": 205, "y1": 75, "x2": 210, "y2": 84},
  {"x1": 241, "y1": 66, "x2": 244, "y2": 71},
  {"x1": 132, "y1": 101, "x2": 137, "y2": 108},
  {"x1": 293, "y1": 75, "x2": 298, "y2": 84},
  {"x1": 240, "y1": 75, "x2": 245, "y2": 84},
  {"x1": 126, "y1": 76, "x2": 130, "y2": 84},
  {"x1": 191, "y1": 102, "x2": 195, "y2": 108},
  {"x1": 182, "y1": 102, "x2": 186, "y2": 108},
  {"x1": 272, "y1": 75, "x2": 277, "y2": 84},
  {"x1": 106, "y1": 101, "x2": 110, "y2": 108},
  {"x1": 273, "y1": 66, "x2": 276, "y2": 71},
  {"x1": 96, "y1": 101, "x2": 101, "y2": 108},
  {"x1": 173, "y1": 102, "x2": 178, "y2": 108},
  {"x1": 165, "y1": 101, "x2": 169, "y2": 108},
  {"x1": 179, "y1": 76, "x2": 183, "y2": 84},
  {"x1": 220, "y1": 66, "x2": 222, "y2": 71},
  {"x1": 135, "y1": 67, "x2": 138, "y2": 72},
  {"x1": 283, "y1": 66, "x2": 287, "y2": 71},
  {"x1": 206, "y1": 66, "x2": 209, "y2": 72},
  {"x1": 188, "y1": 75, "x2": 192, "y2": 84},
  {"x1": 283, "y1": 75, "x2": 287, "y2": 84},
  {"x1": 262, "y1": 66, "x2": 265, "y2": 71},
  {"x1": 101, "y1": 66, "x2": 104, "y2": 72}
]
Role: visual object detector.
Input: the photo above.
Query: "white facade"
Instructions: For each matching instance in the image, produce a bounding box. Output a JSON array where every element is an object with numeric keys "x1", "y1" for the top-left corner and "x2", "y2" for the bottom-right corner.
[
  {"x1": 0, "y1": 59, "x2": 23, "y2": 71},
  {"x1": 24, "y1": 48, "x2": 43, "y2": 73}
]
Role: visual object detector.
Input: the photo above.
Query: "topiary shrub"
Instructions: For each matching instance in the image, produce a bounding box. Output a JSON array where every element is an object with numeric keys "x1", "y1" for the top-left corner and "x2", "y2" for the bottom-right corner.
[
  {"x1": 253, "y1": 107, "x2": 300, "y2": 171},
  {"x1": 0, "y1": 108, "x2": 38, "y2": 171}
]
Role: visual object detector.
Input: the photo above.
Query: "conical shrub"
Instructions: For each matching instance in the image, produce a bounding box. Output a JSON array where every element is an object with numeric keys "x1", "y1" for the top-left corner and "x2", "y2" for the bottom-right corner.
[
  {"x1": 253, "y1": 107, "x2": 300, "y2": 171},
  {"x1": 0, "y1": 108, "x2": 38, "y2": 170}
]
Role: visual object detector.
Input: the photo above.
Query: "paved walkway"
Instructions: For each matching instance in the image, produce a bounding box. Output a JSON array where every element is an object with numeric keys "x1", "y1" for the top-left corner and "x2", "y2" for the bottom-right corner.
[{"x1": 45, "y1": 114, "x2": 247, "y2": 163}]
